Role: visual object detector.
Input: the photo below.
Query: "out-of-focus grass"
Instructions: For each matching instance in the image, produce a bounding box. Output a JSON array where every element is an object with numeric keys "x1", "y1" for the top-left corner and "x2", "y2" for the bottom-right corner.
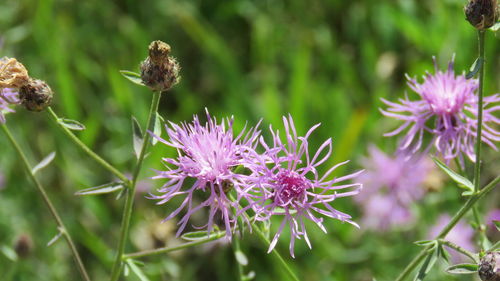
[{"x1": 0, "y1": 0, "x2": 499, "y2": 280}]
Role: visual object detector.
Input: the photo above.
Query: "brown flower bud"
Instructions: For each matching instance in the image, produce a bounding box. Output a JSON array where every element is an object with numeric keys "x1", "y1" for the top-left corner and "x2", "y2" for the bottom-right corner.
[
  {"x1": 465, "y1": 0, "x2": 498, "y2": 30},
  {"x1": 479, "y1": 252, "x2": 500, "y2": 281},
  {"x1": 14, "y1": 234, "x2": 33, "y2": 259},
  {"x1": 19, "y1": 78, "x2": 53, "y2": 112},
  {"x1": 0, "y1": 57, "x2": 30, "y2": 89},
  {"x1": 140, "y1": 40, "x2": 180, "y2": 92}
]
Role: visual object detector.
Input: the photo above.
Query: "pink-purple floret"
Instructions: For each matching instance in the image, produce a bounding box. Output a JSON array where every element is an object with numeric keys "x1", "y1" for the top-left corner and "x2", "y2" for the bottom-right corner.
[{"x1": 0, "y1": 88, "x2": 20, "y2": 123}]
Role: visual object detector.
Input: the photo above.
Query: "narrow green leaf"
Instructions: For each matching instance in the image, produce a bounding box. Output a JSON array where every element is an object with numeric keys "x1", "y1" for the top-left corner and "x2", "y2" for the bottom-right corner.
[
  {"x1": 414, "y1": 250, "x2": 438, "y2": 281},
  {"x1": 132, "y1": 116, "x2": 144, "y2": 159},
  {"x1": 235, "y1": 250, "x2": 248, "y2": 266},
  {"x1": 432, "y1": 157, "x2": 474, "y2": 191},
  {"x1": 32, "y1": 152, "x2": 56, "y2": 175},
  {"x1": 494, "y1": 220, "x2": 500, "y2": 232},
  {"x1": 1, "y1": 245, "x2": 17, "y2": 261},
  {"x1": 181, "y1": 230, "x2": 224, "y2": 241},
  {"x1": 445, "y1": 263, "x2": 478, "y2": 274},
  {"x1": 47, "y1": 229, "x2": 63, "y2": 247},
  {"x1": 58, "y1": 118, "x2": 86, "y2": 131},
  {"x1": 120, "y1": 70, "x2": 145, "y2": 86},
  {"x1": 75, "y1": 182, "x2": 124, "y2": 196},
  {"x1": 126, "y1": 259, "x2": 151, "y2": 281},
  {"x1": 151, "y1": 112, "x2": 164, "y2": 146},
  {"x1": 414, "y1": 240, "x2": 436, "y2": 247},
  {"x1": 466, "y1": 57, "x2": 483, "y2": 79},
  {"x1": 437, "y1": 244, "x2": 450, "y2": 263}
]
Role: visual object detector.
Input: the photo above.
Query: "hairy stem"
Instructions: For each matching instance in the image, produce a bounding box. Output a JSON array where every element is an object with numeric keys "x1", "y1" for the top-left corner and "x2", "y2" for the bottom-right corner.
[
  {"x1": 473, "y1": 30, "x2": 485, "y2": 193},
  {"x1": 1, "y1": 124, "x2": 91, "y2": 281},
  {"x1": 395, "y1": 175, "x2": 500, "y2": 281},
  {"x1": 110, "y1": 91, "x2": 162, "y2": 281},
  {"x1": 47, "y1": 107, "x2": 129, "y2": 184},
  {"x1": 438, "y1": 239, "x2": 478, "y2": 263}
]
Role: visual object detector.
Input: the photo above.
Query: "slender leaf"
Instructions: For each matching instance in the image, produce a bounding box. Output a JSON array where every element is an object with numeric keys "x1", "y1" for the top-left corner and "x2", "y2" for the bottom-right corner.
[
  {"x1": 151, "y1": 112, "x2": 164, "y2": 146},
  {"x1": 47, "y1": 229, "x2": 63, "y2": 247},
  {"x1": 437, "y1": 244, "x2": 450, "y2": 264},
  {"x1": 75, "y1": 182, "x2": 124, "y2": 196},
  {"x1": 1, "y1": 245, "x2": 17, "y2": 261},
  {"x1": 445, "y1": 263, "x2": 478, "y2": 274},
  {"x1": 466, "y1": 57, "x2": 483, "y2": 79},
  {"x1": 32, "y1": 152, "x2": 56, "y2": 175},
  {"x1": 414, "y1": 250, "x2": 438, "y2": 281},
  {"x1": 414, "y1": 240, "x2": 436, "y2": 247},
  {"x1": 126, "y1": 259, "x2": 150, "y2": 281},
  {"x1": 58, "y1": 118, "x2": 86, "y2": 131},
  {"x1": 132, "y1": 116, "x2": 144, "y2": 159},
  {"x1": 494, "y1": 221, "x2": 500, "y2": 232},
  {"x1": 120, "y1": 70, "x2": 145, "y2": 86},
  {"x1": 432, "y1": 157, "x2": 474, "y2": 191},
  {"x1": 181, "y1": 230, "x2": 224, "y2": 241}
]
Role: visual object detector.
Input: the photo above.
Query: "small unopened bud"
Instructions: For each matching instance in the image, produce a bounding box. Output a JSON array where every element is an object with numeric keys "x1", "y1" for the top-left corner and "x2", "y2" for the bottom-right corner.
[
  {"x1": 464, "y1": 0, "x2": 498, "y2": 30},
  {"x1": 479, "y1": 252, "x2": 500, "y2": 281},
  {"x1": 14, "y1": 234, "x2": 33, "y2": 259},
  {"x1": 19, "y1": 78, "x2": 53, "y2": 112},
  {"x1": 140, "y1": 40, "x2": 180, "y2": 92},
  {"x1": 0, "y1": 57, "x2": 30, "y2": 89}
]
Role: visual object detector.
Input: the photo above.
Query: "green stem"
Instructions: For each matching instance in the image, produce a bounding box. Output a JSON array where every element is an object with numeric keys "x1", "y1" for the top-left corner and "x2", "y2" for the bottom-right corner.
[
  {"x1": 233, "y1": 235, "x2": 245, "y2": 281},
  {"x1": 123, "y1": 232, "x2": 226, "y2": 259},
  {"x1": 487, "y1": 240, "x2": 500, "y2": 252},
  {"x1": 47, "y1": 107, "x2": 129, "y2": 184},
  {"x1": 438, "y1": 239, "x2": 478, "y2": 262},
  {"x1": 473, "y1": 30, "x2": 485, "y2": 193},
  {"x1": 109, "y1": 91, "x2": 162, "y2": 281},
  {"x1": 1, "y1": 124, "x2": 91, "y2": 281},
  {"x1": 395, "y1": 175, "x2": 500, "y2": 281}
]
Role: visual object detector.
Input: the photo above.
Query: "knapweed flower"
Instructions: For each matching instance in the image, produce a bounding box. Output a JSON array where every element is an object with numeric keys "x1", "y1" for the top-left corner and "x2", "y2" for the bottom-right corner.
[
  {"x1": 355, "y1": 146, "x2": 431, "y2": 231},
  {"x1": 150, "y1": 110, "x2": 260, "y2": 239},
  {"x1": 428, "y1": 214, "x2": 475, "y2": 263},
  {"x1": 250, "y1": 116, "x2": 362, "y2": 257},
  {"x1": 381, "y1": 57, "x2": 500, "y2": 163},
  {"x1": 0, "y1": 88, "x2": 19, "y2": 123}
]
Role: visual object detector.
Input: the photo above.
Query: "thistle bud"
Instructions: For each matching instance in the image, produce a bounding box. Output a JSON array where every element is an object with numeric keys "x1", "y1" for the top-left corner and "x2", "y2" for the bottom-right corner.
[
  {"x1": 14, "y1": 234, "x2": 33, "y2": 259},
  {"x1": 19, "y1": 78, "x2": 53, "y2": 112},
  {"x1": 464, "y1": 0, "x2": 498, "y2": 30},
  {"x1": 140, "y1": 40, "x2": 180, "y2": 92},
  {"x1": 0, "y1": 57, "x2": 30, "y2": 89},
  {"x1": 479, "y1": 252, "x2": 500, "y2": 281}
]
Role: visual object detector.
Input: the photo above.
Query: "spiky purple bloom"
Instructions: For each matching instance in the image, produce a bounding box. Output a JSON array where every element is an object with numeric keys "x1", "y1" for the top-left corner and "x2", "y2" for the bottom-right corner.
[
  {"x1": 381, "y1": 57, "x2": 500, "y2": 163},
  {"x1": 250, "y1": 116, "x2": 362, "y2": 257},
  {"x1": 150, "y1": 110, "x2": 261, "y2": 239},
  {"x1": 355, "y1": 146, "x2": 431, "y2": 231},
  {"x1": 428, "y1": 214, "x2": 475, "y2": 263},
  {"x1": 0, "y1": 88, "x2": 19, "y2": 123}
]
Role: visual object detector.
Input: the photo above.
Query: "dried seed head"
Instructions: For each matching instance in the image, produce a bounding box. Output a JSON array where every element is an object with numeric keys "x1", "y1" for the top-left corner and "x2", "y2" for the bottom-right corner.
[
  {"x1": 140, "y1": 40, "x2": 180, "y2": 92},
  {"x1": 14, "y1": 234, "x2": 33, "y2": 259},
  {"x1": 479, "y1": 252, "x2": 500, "y2": 281},
  {"x1": 465, "y1": 0, "x2": 498, "y2": 29},
  {"x1": 0, "y1": 57, "x2": 30, "y2": 89},
  {"x1": 19, "y1": 78, "x2": 53, "y2": 112}
]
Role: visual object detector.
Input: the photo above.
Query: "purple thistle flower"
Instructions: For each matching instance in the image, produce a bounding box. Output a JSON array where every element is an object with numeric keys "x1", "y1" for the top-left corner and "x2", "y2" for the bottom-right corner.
[
  {"x1": 150, "y1": 109, "x2": 261, "y2": 239},
  {"x1": 381, "y1": 57, "x2": 500, "y2": 163},
  {"x1": 0, "y1": 88, "x2": 19, "y2": 123},
  {"x1": 428, "y1": 214, "x2": 475, "y2": 263},
  {"x1": 355, "y1": 146, "x2": 431, "y2": 231},
  {"x1": 250, "y1": 115, "x2": 362, "y2": 257}
]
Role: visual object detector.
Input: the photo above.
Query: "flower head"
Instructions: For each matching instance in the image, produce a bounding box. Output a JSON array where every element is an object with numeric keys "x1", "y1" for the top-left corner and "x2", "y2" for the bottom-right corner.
[
  {"x1": 428, "y1": 214, "x2": 475, "y2": 263},
  {"x1": 250, "y1": 116, "x2": 362, "y2": 257},
  {"x1": 355, "y1": 146, "x2": 431, "y2": 231},
  {"x1": 150, "y1": 109, "x2": 260, "y2": 239},
  {"x1": 381, "y1": 57, "x2": 500, "y2": 163},
  {"x1": 0, "y1": 88, "x2": 20, "y2": 123}
]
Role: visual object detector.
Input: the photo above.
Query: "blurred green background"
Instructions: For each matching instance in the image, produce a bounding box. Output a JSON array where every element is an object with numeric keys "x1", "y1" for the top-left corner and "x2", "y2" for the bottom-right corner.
[{"x1": 0, "y1": 0, "x2": 499, "y2": 280}]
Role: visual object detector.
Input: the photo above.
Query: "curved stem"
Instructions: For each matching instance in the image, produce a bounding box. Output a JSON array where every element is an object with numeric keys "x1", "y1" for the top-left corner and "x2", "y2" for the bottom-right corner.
[
  {"x1": 46, "y1": 107, "x2": 129, "y2": 184},
  {"x1": 124, "y1": 232, "x2": 226, "y2": 259},
  {"x1": 473, "y1": 30, "x2": 485, "y2": 193},
  {"x1": 110, "y1": 91, "x2": 162, "y2": 281},
  {"x1": 395, "y1": 175, "x2": 500, "y2": 281},
  {"x1": 438, "y1": 239, "x2": 478, "y2": 263},
  {"x1": 1, "y1": 124, "x2": 91, "y2": 281}
]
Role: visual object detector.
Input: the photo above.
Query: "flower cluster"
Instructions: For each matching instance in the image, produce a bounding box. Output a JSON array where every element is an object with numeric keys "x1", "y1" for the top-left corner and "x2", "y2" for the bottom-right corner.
[
  {"x1": 150, "y1": 110, "x2": 362, "y2": 256},
  {"x1": 355, "y1": 146, "x2": 431, "y2": 231},
  {"x1": 381, "y1": 57, "x2": 500, "y2": 163}
]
